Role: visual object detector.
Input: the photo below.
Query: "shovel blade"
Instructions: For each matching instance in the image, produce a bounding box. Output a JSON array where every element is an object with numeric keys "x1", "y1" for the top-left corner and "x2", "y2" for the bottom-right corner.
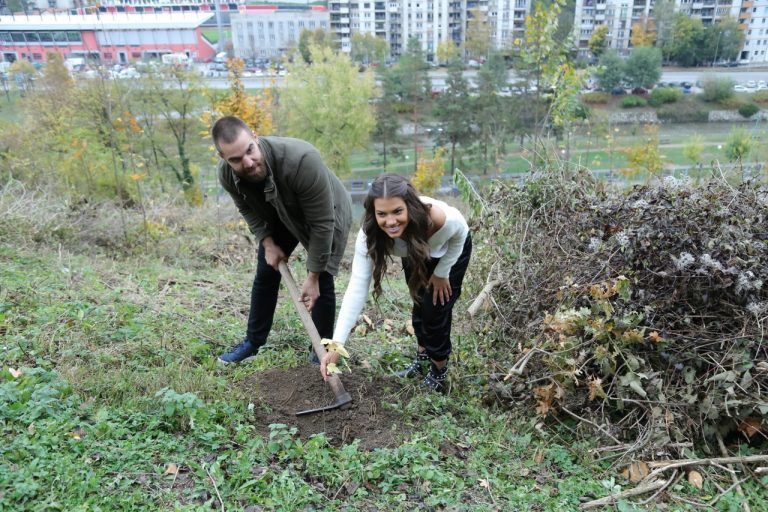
[{"x1": 295, "y1": 392, "x2": 352, "y2": 416}]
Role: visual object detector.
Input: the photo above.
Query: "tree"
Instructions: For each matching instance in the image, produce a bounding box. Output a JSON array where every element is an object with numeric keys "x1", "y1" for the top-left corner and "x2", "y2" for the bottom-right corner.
[
  {"x1": 663, "y1": 14, "x2": 705, "y2": 67},
  {"x1": 391, "y1": 37, "x2": 432, "y2": 172},
  {"x1": 725, "y1": 128, "x2": 752, "y2": 177},
  {"x1": 705, "y1": 17, "x2": 743, "y2": 65},
  {"x1": 652, "y1": 0, "x2": 676, "y2": 59},
  {"x1": 595, "y1": 50, "x2": 625, "y2": 91},
  {"x1": 279, "y1": 45, "x2": 376, "y2": 175},
  {"x1": 588, "y1": 25, "x2": 609, "y2": 58},
  {"x1": 433, "y1": 59, "x2": 474, "y2": 175},
  {"x1": 436, "y1": 40, "x2": 460, "y2": 65},
  {"x1": 682, "y1": 133, "x2": 704, "y2": 176},
  {"x1": 208, "y1": 57, "x2": 273, "y2": 135},
  {"x1": 412, "y1": 147, "x2": 446, "y2": 194},
  {"x1": 298, "y1": 28, "x2": 337, "y2": 64},
  {"x1": 465, "y1": 7, "x2": 492, "y2": 62},
  {"x1": 624, "y1": 46, "x2": 661, "y2": 88},
  {"x1": 630, "y1": 18, "x2": 656, "y2": 47},
  {"x1": 622, "y1": 124, "x2": 663, "y2": 179},
  {"x1": 371, "y1": 66, "x2": 404, "y2": 171},
  {"x1": 350, "y1": 33, "x2": 388, "y2": 65},
  {"x1": 473, "y1": 56, "x2": 513, "y2": 174},
  {"x1": 148, "y1": 66, "x2": 207, "y2": 200},
  {"x1": 9, "y1": 60, "x2": 36, "y2": 95},
  {"x1": 515, "y1": 0, "x2": 568, "y2": 148}
]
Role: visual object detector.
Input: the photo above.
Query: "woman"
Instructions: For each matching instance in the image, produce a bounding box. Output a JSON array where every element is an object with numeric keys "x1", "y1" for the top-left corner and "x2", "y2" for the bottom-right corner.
[{"x1": 321, "y1": 174, "x2": 472, "y2": 392}]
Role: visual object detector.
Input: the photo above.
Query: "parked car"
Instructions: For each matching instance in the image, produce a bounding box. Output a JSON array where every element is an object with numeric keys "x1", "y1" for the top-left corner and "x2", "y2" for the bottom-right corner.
[{"x1": 734, "y1": 84, "x2": 749, "y2": 92}]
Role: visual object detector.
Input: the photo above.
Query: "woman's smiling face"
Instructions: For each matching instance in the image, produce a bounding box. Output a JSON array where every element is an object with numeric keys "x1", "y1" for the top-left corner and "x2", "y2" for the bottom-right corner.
[{"x1": 373, "y1": 197, "x2": 409, "y2": 238}]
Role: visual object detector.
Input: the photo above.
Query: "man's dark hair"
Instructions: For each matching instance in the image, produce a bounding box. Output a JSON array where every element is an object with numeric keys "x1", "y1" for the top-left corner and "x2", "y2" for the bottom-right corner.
[{"x1": 211, "y1": 116, "x2": 250, "y2": 151}]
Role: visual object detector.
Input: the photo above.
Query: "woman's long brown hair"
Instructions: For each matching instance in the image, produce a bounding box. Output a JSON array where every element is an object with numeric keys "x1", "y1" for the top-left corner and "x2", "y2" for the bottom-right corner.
[{"x1": 363, "y1": 174, "x2": 432, "y2": 302}]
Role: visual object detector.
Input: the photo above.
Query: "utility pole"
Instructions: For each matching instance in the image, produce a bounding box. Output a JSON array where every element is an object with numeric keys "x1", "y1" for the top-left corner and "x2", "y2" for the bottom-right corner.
[{"x1": 214, "y1": 0, "x2": 225, "y2": 53}]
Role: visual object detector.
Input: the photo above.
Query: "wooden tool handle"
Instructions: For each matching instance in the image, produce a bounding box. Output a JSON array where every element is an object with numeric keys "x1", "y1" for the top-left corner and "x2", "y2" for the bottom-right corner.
[{"x1": 278, "y1": 261, "x2": 348, "y2": 400}]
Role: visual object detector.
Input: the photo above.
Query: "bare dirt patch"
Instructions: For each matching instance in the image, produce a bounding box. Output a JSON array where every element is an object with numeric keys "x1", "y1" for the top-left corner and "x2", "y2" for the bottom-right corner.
[{"x1": 242, "y1": 366, "x2": 415, "y2": 450}]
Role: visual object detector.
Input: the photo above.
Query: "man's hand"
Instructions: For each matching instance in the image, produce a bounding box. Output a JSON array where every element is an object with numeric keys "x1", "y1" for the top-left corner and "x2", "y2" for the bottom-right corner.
[
  {"x1": 320, "y1": 350, "x2": 340, "y2": 381},
  {"x1": 429, "y1": 275, "x2": 452, "y2": 306},
  {"x1": 300, "y1": 272, "x2": 320, "y2": 312},
  {"x1": 261, "y1": 236, "x2": 286, "y2": 270}
]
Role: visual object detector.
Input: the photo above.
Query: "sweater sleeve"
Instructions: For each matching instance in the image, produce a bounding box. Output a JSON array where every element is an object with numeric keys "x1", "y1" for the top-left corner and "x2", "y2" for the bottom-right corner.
[
  {"x1": 432, "y1": 205, "x2": 469, "y2": 278},
  {"x1": 290, "y1": 150, "x2": 337, "y2": 274},
  {"x1": 332, "y1": 229, "x2": 373, "y2": 345}
]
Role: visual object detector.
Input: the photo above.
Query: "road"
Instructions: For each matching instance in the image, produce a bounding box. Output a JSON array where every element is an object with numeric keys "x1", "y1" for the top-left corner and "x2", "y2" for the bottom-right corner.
[{"x1": 199, "y1": 66, "x2": 768, "y2": 89}]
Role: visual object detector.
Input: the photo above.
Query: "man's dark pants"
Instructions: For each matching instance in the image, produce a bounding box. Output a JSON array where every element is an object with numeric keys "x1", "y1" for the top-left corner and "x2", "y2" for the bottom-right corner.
[{"x1": 245, "y1": 228, "x2": 335, "y2": 348}]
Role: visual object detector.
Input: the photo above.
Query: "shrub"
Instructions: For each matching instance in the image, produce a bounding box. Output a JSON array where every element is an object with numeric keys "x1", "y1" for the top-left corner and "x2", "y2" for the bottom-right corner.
[
  {"x1": 621, "y1": 95, "x2": 648, "y2": 108},
  {"x1": 648, "y1": 87, "x2": 683, "y2": 107},
  {"x1": 470, "y1": 174, "x2": 768, "y2": 451},
  {"x1": 718, "y1": 96, "x2": 748, "y2": 110},
  {"x1": 581, "y1": 92, "x2": 611, "y2": 104},
  {"x1": 753, "y1": 90, "x2": 768, "y2": 104},
  {"x1": 702, "y1": 77, "x2": 736, "y2": 103},
  {"x1": 738, "y1": 103, "x2": 760, "y2": 118},
  {"x1": 656, "y1": 101, "x2": 708, "y2": 123}
]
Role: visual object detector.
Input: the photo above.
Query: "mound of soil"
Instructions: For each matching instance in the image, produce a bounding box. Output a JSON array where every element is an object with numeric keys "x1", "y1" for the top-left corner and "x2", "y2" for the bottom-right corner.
[{"x1": 242, "y1": 366, "x2": 413, "y2": 450}]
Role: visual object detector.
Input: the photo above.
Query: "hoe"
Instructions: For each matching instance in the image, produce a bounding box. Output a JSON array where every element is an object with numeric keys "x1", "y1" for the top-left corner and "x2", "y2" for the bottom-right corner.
[{"x1": 278, "y1": 261, "x2": 352, "y2": 416}]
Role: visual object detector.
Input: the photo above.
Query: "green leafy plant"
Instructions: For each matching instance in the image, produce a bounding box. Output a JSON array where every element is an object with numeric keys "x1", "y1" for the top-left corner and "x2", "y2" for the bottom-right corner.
[{"x1": 620, "y1": 95, "x2": 648, "y2": 108}]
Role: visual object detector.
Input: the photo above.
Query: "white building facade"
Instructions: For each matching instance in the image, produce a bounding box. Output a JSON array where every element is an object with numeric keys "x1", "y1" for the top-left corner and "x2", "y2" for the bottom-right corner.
[{"x1": 230, "y1": 6, "x2": 330, "y2": 59}]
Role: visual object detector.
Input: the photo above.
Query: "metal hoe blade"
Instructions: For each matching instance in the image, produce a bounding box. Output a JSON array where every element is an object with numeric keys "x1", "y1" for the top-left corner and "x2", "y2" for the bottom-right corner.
[{"x1": 295, "y1": 391, "x2": 352, "y2": 416}]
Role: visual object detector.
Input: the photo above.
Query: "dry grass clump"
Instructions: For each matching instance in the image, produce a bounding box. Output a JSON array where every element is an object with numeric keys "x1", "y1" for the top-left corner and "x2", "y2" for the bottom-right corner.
[
  {"x1": 471, "y1": 172, "x2": 768, "y2": 454},
  {"x1": 0, "y1": 177, "x2": 253, "y2": 269}
]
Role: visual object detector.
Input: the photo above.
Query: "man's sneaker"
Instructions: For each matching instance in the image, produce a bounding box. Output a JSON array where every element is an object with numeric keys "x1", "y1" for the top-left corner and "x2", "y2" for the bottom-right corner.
[
  {"x1": 421, "y1": 363, "x2": 448, "y2": 392},
  {"x1": 395, "y1": 351, "x2": 430, "y2": 378},
  {"x1": 308, "y1": 346, "x2": 320, "y2": 365},
  {"x1": 218, "y1": 339, "x2": 259, "y2": 364}
]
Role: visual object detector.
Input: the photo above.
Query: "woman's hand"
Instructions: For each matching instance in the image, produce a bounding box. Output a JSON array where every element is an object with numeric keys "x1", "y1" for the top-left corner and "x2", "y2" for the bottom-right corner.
[
  {"x1": 429, "y1": 275, "x2": 452, "y2": 306},
  {"x1": 320, "y1": 350, "x2": 341, "y2": 381}
]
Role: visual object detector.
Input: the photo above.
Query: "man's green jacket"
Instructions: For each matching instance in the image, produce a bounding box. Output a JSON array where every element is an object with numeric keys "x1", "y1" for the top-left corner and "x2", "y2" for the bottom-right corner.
[{"x1": 218, "y1": 136, "x2": 352, "y2": 276}]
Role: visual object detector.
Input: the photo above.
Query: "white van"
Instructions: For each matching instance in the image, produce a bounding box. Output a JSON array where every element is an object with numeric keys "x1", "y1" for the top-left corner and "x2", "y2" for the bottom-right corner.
[{"x1": 161, "y1": 53, "x2": 189, "y2": 67}]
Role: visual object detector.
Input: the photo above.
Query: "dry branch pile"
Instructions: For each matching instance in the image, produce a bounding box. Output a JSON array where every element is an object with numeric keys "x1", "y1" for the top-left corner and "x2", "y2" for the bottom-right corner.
[{"x1": 471, "y1": 173, "x2": 768, "y2": 452}]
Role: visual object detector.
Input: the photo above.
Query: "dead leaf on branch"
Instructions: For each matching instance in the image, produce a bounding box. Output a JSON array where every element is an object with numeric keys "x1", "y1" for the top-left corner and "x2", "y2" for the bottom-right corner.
[
  {"x1": 687, "y1": 470, "x2": 703, "y2": 490},
  {"x1": 587, "y1": 376, "x2": 606, "y2": 402},
  {"x1": 738, "y1": 417, "x2": 763, "y2": 439}
]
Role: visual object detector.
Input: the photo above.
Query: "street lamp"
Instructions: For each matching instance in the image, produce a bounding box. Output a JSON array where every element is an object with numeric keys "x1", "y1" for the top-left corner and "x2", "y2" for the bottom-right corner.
[{"x1": 712, "y1": 29, "x2": 730, "y2": 67}]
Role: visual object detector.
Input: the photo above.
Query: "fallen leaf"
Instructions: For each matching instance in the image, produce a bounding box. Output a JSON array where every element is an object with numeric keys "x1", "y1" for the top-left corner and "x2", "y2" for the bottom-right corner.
[
  {"x1": 533, "y1": 448, "x2": 544, "y2": 464},
  {"x1": 326, "y1": 363, "x2": 342, "y2": 375},
  {"x1": 587, "y1": 376, "x2": 606, "y2": 401},
  {"x1": 164, "y1": 463, "x2": 179, "y2": 476},
  {"x1": 362, "y1": 314, "x2": 373, "y2": 327},
  {"x1": 627, "y1": 461, "x2": 649, "y2": 483},
  {"x1": 648, "y1": 331, "x2": 662, "y2": 343},
  {"x1": 27, "y1": 423, "x2": 35, "y2": 435},
  {"x1": 478, "y1": 478, "x2": 491, "y2": 489},
  {"x1": 354, "y1": 324, "x2": 367, "y2": 336},
  {"x1": 738, "y1": 417, "x2": 763, "y2": 438},
  {"x1": 361, "y1": 359, "x2": 372, "y2": 369},
  {"x1": 8, "y1": 368, "x2": 21, "y2": 379},
  {"x1": 688, "y1": 470, "x2": 703, "y2": 490},
  {"x1": 405, "y1": 319, "x2": 415, "y2": 336},
  {"x1": 67, "y1": 427, "x2": 86, "y2": 440}
]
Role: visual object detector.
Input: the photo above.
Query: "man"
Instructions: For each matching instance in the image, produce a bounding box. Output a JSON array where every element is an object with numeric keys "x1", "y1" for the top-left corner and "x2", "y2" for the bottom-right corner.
[{"x1": 212, "y1": 116, "x2": 352, "y2": 363}]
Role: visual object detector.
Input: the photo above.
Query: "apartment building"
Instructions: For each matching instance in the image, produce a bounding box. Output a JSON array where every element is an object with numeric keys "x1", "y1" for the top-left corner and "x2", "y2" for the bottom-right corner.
[
  {"x1": 330, "y1": 0, "x2": 530, "y2": 61},
  {"x1": 230, "y1": 5, "x2": 330, "y2": 59},
  {"x1": 739, "y1": 0, "x2": 768, "y2": 62},
  {"x1": 573, "y1": 0, "x2": 744, "y2": 59}
]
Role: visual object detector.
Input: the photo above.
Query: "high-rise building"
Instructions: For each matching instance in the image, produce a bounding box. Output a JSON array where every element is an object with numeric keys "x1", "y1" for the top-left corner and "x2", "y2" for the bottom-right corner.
[{"x1": 572, "y1": 0, "x2": 757, "y2": 61}]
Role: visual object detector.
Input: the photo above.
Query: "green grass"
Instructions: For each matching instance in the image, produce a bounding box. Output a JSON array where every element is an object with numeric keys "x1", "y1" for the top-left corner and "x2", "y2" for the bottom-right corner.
[
  {"x1": 0, "y1": 90, "x2": 23, "y2": 123},
  {"x1": 2, "y1": 194, "x2": 766, "y2": 510}
]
